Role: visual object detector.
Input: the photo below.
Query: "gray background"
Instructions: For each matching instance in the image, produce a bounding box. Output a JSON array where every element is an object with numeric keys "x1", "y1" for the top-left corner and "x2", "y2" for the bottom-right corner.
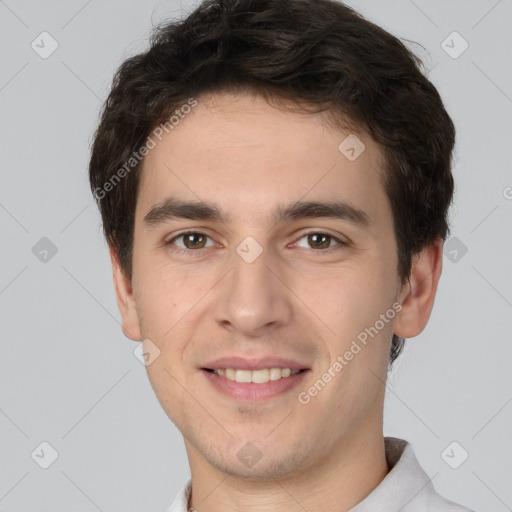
[{"x1": 1, "y1": 0, "x2": 511, "y2": 510}]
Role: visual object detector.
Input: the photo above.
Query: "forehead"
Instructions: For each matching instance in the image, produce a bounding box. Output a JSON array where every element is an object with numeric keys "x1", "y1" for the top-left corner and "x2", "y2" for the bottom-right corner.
[{"x1": 136, "y1": 91, "x2": 390, "y2": 228}]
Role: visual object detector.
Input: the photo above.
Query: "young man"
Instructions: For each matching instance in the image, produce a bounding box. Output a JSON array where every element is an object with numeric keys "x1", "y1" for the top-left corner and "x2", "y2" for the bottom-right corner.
[{"x1": 89, "y1": 0, "x2": 475, "y2": 510}]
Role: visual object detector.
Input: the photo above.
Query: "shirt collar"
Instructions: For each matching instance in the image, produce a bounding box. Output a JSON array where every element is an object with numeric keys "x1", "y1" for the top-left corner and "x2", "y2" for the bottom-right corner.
[{"x1": 350, "y1": 437, "x2": 435, "y2": 511}]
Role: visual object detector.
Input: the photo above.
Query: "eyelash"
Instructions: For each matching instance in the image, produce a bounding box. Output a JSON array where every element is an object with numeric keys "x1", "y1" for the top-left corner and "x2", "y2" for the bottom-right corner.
[{"x1": 165, "y1": 231, "x2": 347, "y2": 255}]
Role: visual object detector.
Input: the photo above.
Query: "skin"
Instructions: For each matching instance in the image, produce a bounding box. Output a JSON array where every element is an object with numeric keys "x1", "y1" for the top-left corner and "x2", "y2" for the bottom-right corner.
[{"x1": 110, "y1": 91, "x2": 443, "y2": 512}]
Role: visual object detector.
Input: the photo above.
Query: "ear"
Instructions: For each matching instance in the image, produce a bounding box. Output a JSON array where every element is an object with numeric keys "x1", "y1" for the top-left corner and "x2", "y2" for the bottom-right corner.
[
  {"x1": 394, "y1": 238, "x2": 443, "y2": 339},
  {"x1": 109, "y1": 245, "x2": 142, "y2": 341}
]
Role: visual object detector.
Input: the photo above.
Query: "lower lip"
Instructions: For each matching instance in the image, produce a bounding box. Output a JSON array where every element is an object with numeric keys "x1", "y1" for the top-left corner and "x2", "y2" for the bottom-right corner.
[{"x1": 202, "y1": 369, "x2": 309, "y2": 401}]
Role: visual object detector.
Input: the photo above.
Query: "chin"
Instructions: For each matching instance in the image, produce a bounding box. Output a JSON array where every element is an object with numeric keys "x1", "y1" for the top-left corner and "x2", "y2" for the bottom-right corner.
[{"x1": 203, "y1": 442, "x2": 311, "y2": 481}]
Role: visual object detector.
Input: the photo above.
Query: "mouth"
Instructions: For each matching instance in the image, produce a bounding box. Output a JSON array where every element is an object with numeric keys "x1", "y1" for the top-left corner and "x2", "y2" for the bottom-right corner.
[
  {"x1": 203, "y1": 367, "x2": 306, "y2": 383},
  {"x1": 201, "y1": 363, "x2": 310, "y2": 401}
]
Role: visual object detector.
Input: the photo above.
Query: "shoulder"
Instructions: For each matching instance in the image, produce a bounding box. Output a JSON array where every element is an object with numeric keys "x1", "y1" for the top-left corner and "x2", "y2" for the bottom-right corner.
[
  {"x1": 414, "y1": 492, "x2": 476, "y2": 512},
  {"x1": 383, "y1": 438, "x2": 477, "y2": 512}
]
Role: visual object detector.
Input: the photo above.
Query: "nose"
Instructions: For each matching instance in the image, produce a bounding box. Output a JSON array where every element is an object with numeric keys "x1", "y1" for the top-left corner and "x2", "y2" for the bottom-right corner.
[{"x1": 212, "y1": 244, "x2": 294, "y2": 337}]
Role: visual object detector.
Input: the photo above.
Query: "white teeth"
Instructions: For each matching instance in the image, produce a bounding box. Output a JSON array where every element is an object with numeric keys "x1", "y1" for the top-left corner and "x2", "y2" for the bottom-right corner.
[
  {"x1": 213, "y1": 368, "x2": 301, "y2": 383},
  {"x1": 251, "y1": 369, "x2": 269, "y2": 383},
  {"x1": 235, "y1": 370, "x2": 252, "y2": 383},
  {"x1": 269, "y1": 368, "x2": 282, "y2": 381}
]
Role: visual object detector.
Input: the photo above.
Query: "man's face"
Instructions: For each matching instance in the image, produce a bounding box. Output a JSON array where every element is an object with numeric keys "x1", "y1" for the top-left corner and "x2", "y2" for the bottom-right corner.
[{"x1": 127, "y1": 92, "x2": 404, "y2": 478}]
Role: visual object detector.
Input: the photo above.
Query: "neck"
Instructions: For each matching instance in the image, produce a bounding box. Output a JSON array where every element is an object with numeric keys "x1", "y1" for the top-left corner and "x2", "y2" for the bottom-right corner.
[{"x1": 185, "y1": 429, "x2": 389, "y2": 512}]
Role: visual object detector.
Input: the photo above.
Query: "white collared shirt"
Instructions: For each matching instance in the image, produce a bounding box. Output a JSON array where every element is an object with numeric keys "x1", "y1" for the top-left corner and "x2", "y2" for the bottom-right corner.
[{"x1": 164, "y1": 437, "x2": 475, "y2": 512}]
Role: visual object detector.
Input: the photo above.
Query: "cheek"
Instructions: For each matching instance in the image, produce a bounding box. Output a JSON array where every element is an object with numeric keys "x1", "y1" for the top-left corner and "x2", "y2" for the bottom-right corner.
[
  {"x1": 132, "y1": 261, "x2": 218, "y2": 377},
  {"x1": 133, "y1": 257, "x2": 199, "y2": 330},
  {"x1": 305, "y1": 264, "x2": 391, "y2": 333}
]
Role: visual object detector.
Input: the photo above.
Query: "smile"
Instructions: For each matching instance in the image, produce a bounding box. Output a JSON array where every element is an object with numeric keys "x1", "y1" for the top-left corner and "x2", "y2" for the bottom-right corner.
[
  {"x1": 207, "y1": 367, "x2": 303, "y2": 383},
  {"x1": 202, "y1": 367, "x2": 309, "y2": 401}
]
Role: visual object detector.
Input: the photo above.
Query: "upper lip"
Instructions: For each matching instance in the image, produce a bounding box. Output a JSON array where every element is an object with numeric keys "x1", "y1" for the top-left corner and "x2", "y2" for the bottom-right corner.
[{"x1": 202, "y1": 356, "x2": 309, "y2": 371}]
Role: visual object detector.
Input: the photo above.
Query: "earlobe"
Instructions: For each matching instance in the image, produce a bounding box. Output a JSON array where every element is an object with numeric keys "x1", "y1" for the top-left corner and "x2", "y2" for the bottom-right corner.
[
  {"x1": 393, "y1": 238, "x2": 444, "y2": 339},
  {"x1": 109, "y1": 245, "x2": 142, "y2": 341}
]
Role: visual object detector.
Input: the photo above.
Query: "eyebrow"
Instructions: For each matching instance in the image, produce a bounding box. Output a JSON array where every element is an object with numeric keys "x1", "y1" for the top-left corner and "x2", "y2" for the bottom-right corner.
[{"x1": 143, "y1": 197, "x2": 371, "y2": 229}]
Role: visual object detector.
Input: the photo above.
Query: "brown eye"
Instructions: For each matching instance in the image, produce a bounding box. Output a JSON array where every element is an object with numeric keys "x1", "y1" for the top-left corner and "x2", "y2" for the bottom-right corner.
[
  {"x1": 167, "y1": 232, "x2": 214, "y2": 251},
  {"x1": 182, "y1": 233, "x2": 207, "y2": 249},
  {"x1": 293, "y1": 232, "x2": 346, "y2": 251},
  {"x1": 307, "y1": 233, "x2": 333, "y2": 249}
]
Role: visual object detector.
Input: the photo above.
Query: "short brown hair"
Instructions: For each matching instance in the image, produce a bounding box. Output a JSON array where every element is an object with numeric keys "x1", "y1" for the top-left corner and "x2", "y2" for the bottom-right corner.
[{"x1": 89, "y1": 0, "x2": 456, "y2": 365}]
